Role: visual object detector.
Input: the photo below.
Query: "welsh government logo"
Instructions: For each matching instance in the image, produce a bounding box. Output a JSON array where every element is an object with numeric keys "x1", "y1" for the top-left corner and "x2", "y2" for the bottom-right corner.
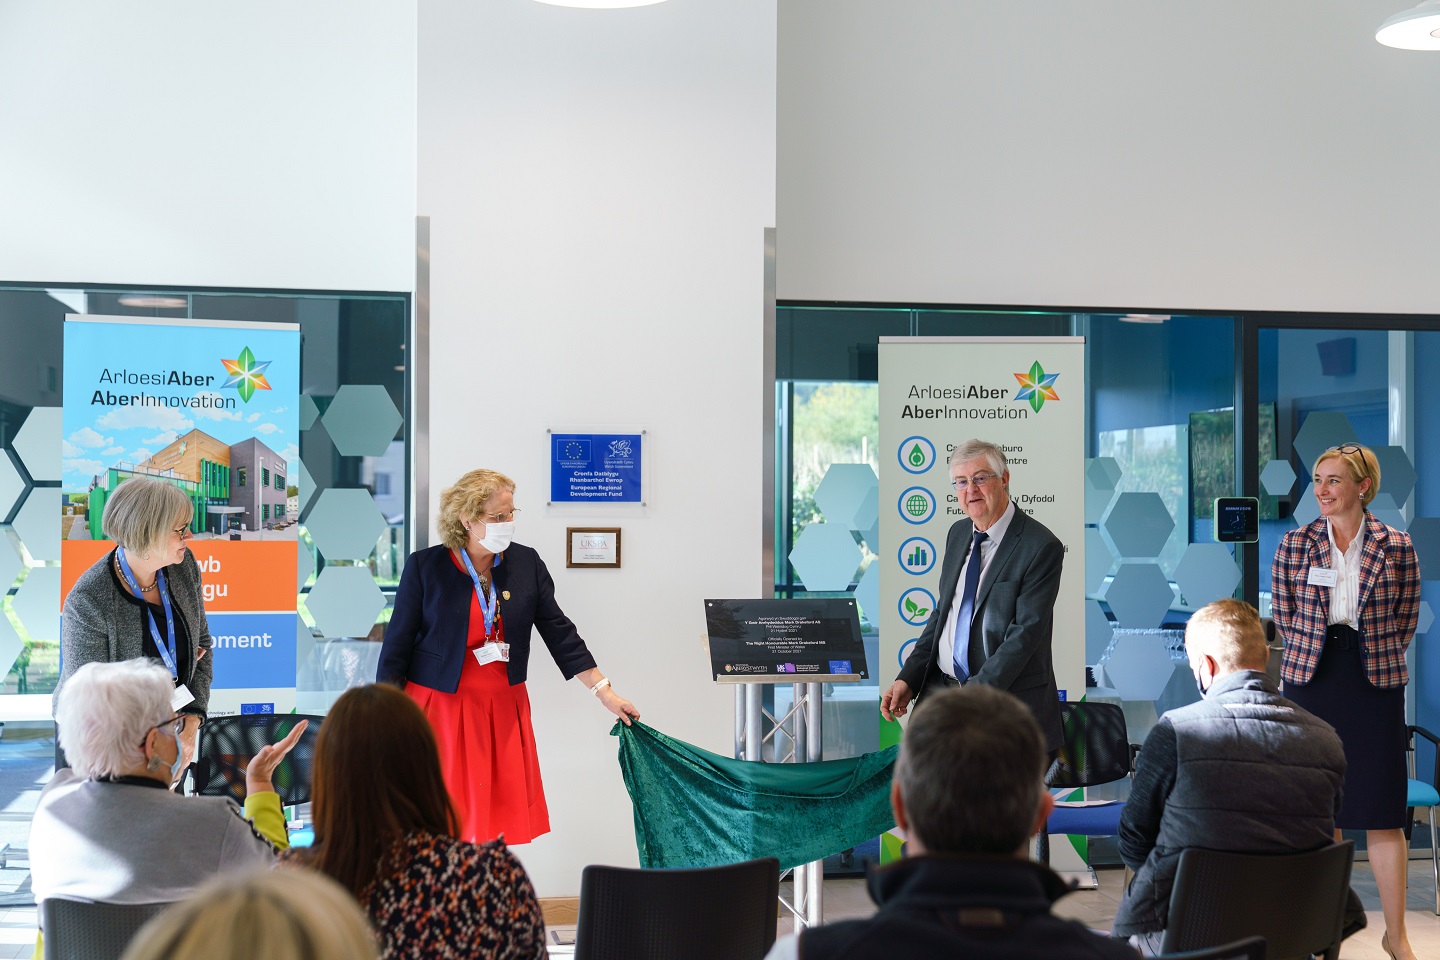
[
  {"x1": 1013, "y1": 360, "x2": 1059, "y2": 413},
  {"x1": 221, "y1": 347, "x2": 273, "y2": 403},
  {"x1": 607, "y1": 439, "x2": 634, "y2": 458}
]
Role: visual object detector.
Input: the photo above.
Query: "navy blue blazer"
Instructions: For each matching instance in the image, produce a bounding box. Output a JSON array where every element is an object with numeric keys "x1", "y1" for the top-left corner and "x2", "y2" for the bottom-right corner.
[{"x1": 377, "y1": 543, "x2": 598, "y2": 694}]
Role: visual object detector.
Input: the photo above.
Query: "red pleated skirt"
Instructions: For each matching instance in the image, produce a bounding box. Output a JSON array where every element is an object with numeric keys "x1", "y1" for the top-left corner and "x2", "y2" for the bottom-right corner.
[{"x1": 405, "y1": 554, "x2": 551, "y2": 844}]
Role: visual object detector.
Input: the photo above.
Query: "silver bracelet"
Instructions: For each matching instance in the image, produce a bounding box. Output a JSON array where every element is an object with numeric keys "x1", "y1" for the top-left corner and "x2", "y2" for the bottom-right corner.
[{"x1": 590, "y1": 677, "x2": 611, "y2": 697}]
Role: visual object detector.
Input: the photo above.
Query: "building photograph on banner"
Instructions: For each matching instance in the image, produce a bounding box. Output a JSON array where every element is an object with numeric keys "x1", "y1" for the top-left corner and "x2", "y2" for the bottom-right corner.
[
  {"x1": 60, "y1": 315, "x2": 301, "y2": 716},
  {"x1": 877, "y1": 337, "x2": 1086, "y2": 729}
]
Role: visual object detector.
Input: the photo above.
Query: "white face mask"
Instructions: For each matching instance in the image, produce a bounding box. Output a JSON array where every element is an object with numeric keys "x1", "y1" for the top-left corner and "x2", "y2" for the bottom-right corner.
[{"x1": 478, "y1": 521, "x2": 514, "y2": 554}]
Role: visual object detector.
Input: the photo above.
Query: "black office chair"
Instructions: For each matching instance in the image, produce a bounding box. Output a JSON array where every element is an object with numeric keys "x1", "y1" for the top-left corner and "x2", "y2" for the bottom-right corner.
[
  {"x1": 41, "y1": 897, "x2": 175, "y2": 960},
  {"x1": 574, "y1": 857, "x2": 779, "y2": 960},
  {"x1": 190, "y1": 713, "x2": 322, "y2": 806},
  {"x1": 1157, "y1": 936, "x2": 1267, "y2": 960},
  {"x1": 1039, "y1": 700, "x2": 1134, "y2": 865},
  {"x1": 1160, "y1": 841, "x2": 1353, "y2": 960}
]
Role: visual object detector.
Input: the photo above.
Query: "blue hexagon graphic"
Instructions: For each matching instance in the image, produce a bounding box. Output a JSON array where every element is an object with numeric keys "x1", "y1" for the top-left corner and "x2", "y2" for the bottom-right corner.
[
  {"x1": 814, "y1": 464, "x2": 879, "y2": 531},
  {"x1": 1085, "y1": 476, "x2": 1117, "y2": 525},
  {"x1": 854, "y1": 562, "x2": 879, "y2": 629},
  {"x1": 1173, "y1": 543, "x2": 1241, "y2": 608},
  {"x1": 1292, "y1": 484, "x2": 1321, "y2": 528},
  {"x1": 1086, "y1": 457, "x2": 1122, "y2": 491},
  {"x1": 1368, "y1": 493, "x2": 1406, "y2": 532},
  {"x1": 1103, "y1": 492, "x2": 1175, "y2": 558},
  {"x1": 1086, "y1": 598, "x2": 1114, "y2": 663},
  {"x1": 13, "y1": 407, "x2": 62, "y2": 483},
  {"x1": 1085, "y1": 527, "x2": 1114, "y2": 596},
  {"x1": 321, "y1": 385, "x2": 403, "y2": 458},
  {"x1": 13, "y1": 488, "x2": 60, "y2": 562},
  {"x1": 1103, "y1": 630, "x2": 1177, "y2": 701},
  {"x1": 304, "y1": 565, "x2": 386, "y2": 639},
  {"x1": 1417, "y1": 600, "x2": 1434, "y2": 636},
  {"x1": 861, "y1": 517, "x2": 879, "y2": 556},
  {"x1": 1372, "y1": 446, "x2": 1417, "y2": 507},
  {"x1": 295, "y1": 459, "x2": 317, "y2": 514},
  {"x1": 297, "y1": 540, "x2": 316, "y2": 591},
  {"x1": 0, "y1": 536, "x2": 21, "y2": 595},
  {"x1": 0, "y1": 612, "x2": 23, "y2": 680},
  {"x1": 1105, "y1": 563, "x2": 1174, "y2": 629},
  {"x1": 1292, "y1": 412, "x2": 1357, "y2": 474},
  {"x1": 305, "y1": 489, "x2": 388, "y2": 561},
  {"x1": 1409, "y1": 517, "x2": 1440, "y2": 581},
  {"x1": 788, "y1": 523, "x2": 862, "y2": 592},
  {"x1": 1260, "y1": 459, "x2": 1296, "y2": 497},
  {"x1": 0, "y1": 453, "x2": 24, "y2": 522},
  {"x1": 12, "y1": 565, "x2": 60, "y2": 642},
  {"x1": 1156, "y1": 662, "x2": 1203, "y2": 713},
  {"x1": 299, "y1": 394, "x2": 321, "y2": 431}
]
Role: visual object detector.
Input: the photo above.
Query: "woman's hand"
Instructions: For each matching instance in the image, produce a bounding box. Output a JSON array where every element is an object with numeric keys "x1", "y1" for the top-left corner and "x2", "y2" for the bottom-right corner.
[
  {"x1": 176, "y1": 714, "x2": 203, "y2": 780},
  {"x1": 245, "y1": 719, "x2": 309, "y2": 797},
  {"x1": 599, "y1": 687, "x2": 640, "y2": 726}
]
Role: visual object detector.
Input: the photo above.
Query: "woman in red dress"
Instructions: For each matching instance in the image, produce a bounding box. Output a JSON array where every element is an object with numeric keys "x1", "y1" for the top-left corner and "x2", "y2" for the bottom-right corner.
[{"x1": 378, "y1": 469, "x2": 639, "y2": 843}]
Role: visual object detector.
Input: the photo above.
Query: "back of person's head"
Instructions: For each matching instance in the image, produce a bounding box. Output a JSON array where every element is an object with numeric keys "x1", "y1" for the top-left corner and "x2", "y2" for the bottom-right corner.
[
  {"x1": 309, "y1": 683, "x2": 457, "y2": 898},
  {"x1": 55, "y1": 659, "x2": 174, "y2": 779},
  {"x1": 119, "y1": 868, "x2": 377, "y2": 960},
  {"x1": 1185, "y1": 599, "x2": 1269, "y2": 673},
  {"x1": 897, "y1": 685, "x2": 1046, "y2": 855}
]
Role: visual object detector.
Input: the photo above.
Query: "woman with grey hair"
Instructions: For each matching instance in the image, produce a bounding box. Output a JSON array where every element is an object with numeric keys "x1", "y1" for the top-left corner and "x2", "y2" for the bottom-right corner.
[
  {"x1": 58, "y1": 476, "x2": 214, "y2": 769},
  {"x1": 30, "y1": 659, "x2": 304, "y2": 909}
]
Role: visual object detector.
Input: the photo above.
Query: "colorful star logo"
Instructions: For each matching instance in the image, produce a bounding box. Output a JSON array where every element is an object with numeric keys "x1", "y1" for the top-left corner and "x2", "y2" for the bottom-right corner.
[
  {"x1": 1013, "y1": 360, "x2": 1060, "y2": 413},
  {"x1": 221, "y1": 346, "x2": 273, "y2": 403}
]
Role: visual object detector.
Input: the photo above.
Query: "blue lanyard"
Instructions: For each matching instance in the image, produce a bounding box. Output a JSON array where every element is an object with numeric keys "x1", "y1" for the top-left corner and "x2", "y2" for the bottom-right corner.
[
  {"x1": 116, "y1": 547, "x2": 179, "y2": 678},
  {"x1": 458, "y1": 549, "x2": 499, "y2": 638}
]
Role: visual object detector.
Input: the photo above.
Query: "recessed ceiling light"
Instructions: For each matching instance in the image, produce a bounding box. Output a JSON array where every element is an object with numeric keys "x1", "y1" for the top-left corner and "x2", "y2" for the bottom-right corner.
[
  {"x1": 117, "y1": 295, "x2": 187, "y2": 309},
  {"x1": 1119, "y1": 314, "x2": 1171, "y2": 324}
]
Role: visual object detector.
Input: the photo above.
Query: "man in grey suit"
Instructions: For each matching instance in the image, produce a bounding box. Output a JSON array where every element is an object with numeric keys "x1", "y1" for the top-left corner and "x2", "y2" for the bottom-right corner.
[{"x1": 881, "y1": 438, "x2": 1064, "y2": 753}]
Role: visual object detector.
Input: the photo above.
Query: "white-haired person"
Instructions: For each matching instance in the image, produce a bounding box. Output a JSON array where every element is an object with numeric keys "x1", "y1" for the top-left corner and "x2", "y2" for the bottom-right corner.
[
  {"x1": 30, "y1": 659, "x2": 304, "y2": 914},
  {"x1": 58, "y1": 476, "x2": 215, "y2": 771},
  {"x1": 120, "y1": 869, "x2": 379, "y2": 960}
]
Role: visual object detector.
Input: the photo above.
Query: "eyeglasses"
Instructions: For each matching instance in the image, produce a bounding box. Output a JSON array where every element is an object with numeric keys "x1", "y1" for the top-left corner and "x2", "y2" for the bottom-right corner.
[
  {"x1": 143, "y1": 714, "x2": 187, "y2": 745},
  {"x1": 1328, "y1": 444, "x2": 1363, "y2": 455},
  {"x1": 480, "y1": 508, "x2": 521, "y2": 523},
  {"x1": 173, "y1": 523, "x2": 192, "y2": 539},
  {"x1": 952, "y1": 474, "x2": 1000, "y2": 491}
]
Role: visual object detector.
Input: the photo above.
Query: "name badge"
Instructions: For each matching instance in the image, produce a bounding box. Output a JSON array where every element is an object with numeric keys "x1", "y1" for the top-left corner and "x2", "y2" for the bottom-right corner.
[
  {"x1": 473, "y1": 643, "x2": 510, "y2": 666},
  {"x1": 1307, "y1": 566, "x2": 1338, "y2": 588},
  {"x1": 171, "y1": 684, "x2": 196, "y2": 711}
]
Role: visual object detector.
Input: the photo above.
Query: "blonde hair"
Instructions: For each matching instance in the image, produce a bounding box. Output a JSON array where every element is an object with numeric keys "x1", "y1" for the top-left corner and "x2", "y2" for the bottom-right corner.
[
  {"x1": 1185, "y1": 599, "x2": 1269, "y2": 672},
  {"x1": 102, "y1": 477, "x2": 193, "y2": 558},
  {"x1": 437, "y1": 469, "x2": 515, "y2": 550},
  {"x1": 1312, "y1": 444, "x2": 1380, "y2": 508},
  {"x1": 119, "y1": 868, "x2": 378, "y2": 960}
]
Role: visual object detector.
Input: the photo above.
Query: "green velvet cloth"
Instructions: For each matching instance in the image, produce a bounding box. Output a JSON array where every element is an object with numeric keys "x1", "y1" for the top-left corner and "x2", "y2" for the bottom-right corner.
[{"x1": 613, "y1": 720, "x2": 898, "y2": 871}]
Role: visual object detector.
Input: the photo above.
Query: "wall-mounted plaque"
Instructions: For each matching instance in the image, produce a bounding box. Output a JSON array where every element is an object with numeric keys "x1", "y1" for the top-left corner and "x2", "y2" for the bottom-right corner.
[{"x1": 567, "y1": 527, "x2": 621, "y2": 568}]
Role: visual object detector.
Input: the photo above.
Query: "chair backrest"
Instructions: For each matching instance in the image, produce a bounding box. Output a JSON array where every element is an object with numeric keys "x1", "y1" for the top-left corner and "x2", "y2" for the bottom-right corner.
[
  {"x1": 1045, "y1": 701, "x2": 1131, "y2": 789},
  {"x1": 192, "y1": 713, "x2": 322, "y2": 806},
  {"x1": 1160, "y1": 841, "x2": 1353, "y2": 960},
  {"x1": 1157, "y1": 935, "x2": 1267, "y2": 960},
  {"x1": 41, "y1": 897, "x2": 175, "y2": 960},
  {"x1": 574, "y1": 857, "x2": 779, "y2": 960}
]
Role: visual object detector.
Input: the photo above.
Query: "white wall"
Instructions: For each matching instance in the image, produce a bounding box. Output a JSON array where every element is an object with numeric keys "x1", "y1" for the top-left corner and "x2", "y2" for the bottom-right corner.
[
  {"x1": 0, "y1": 1, "x2": 416, "y2": 292},
  {"x1": 778, "y1": 1, "x2": 1440, "y2": 314},
  {"x1": 420, "y1": 0, "x2": 776, "y2": 896}
]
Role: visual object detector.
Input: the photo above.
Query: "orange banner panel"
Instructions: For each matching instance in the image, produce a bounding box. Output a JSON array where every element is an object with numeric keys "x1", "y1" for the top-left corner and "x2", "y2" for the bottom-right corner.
[{"x1": 61, "y1": 541, "x2": 299, "y2": 612}]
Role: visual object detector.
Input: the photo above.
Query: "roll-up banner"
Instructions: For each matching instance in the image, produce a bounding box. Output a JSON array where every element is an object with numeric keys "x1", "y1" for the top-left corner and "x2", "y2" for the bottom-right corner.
[
  {"x1": 60, "y1": 315, "x2": 301, "y2": 716},
  {"x1": 878, "y1": 337, "x2": 1085, "y2": 858}
]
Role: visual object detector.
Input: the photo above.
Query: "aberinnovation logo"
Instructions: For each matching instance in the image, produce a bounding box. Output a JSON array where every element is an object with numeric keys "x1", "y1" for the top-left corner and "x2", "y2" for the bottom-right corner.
[
  {"x1": 221, "y1": 346, "x2": 273, "y2": 403},
  {"x1": 1013, "y1": 360, "x2": 1059, "y2": 413}
]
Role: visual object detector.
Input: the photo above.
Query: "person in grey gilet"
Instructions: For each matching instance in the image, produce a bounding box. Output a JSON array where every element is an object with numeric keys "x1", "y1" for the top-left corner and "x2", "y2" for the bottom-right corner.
[{"x1": 1112, "y1": 599, "x2": 1347, "y2": 954}]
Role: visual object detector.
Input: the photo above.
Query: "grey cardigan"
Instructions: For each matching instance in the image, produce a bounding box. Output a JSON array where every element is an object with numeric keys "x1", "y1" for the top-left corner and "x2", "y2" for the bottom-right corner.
[{"x1": 56, "y1": 548, "x2": 214, "y2": 716}]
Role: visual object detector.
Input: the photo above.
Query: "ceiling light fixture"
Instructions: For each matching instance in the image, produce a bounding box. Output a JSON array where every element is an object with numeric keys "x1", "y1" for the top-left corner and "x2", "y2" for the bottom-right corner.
[
  {"x1": 1118, "y1": 314, "x2": 1171, "y2": 324},
  {"x1": 117, "y1": 295, "x2": 188, "y2": 309},
  {"x1": 533, "y1": 0, "x2": 666, "y2": 7},
  {"x1": 1377, "y1": 1, "x2": 1440, "y2": 50}
]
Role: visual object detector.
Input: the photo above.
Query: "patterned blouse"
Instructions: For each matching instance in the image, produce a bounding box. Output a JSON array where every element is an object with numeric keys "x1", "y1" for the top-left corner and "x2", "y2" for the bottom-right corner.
[{"x1": 279, "y1": 831, "x2": 546, "y2": 960}]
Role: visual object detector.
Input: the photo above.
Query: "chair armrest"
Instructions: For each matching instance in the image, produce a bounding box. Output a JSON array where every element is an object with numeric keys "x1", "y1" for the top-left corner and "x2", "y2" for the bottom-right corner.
[
  {"x1": 1129, "y1": 742, "x2": 1141, "y2": 773},
  {"x1": 1408, "y1": 725, "x2": 1439, "y2": 792},
  {"x1": 1408, "y1": 724, "x2": 1439, "y2": 747}
]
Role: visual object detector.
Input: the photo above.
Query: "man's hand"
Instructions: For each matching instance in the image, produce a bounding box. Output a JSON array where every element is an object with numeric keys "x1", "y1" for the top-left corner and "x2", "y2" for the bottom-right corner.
[
  {"x1": 245, "y1": 719, "x2": 309, "y2": 797},
  {"x1": 880, "y1": 680, "x2": 914, "y2": 722}
]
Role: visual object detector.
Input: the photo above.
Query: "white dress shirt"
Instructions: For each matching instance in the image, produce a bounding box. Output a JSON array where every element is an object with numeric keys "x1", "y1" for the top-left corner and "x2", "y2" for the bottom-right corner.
[
  {"x1": 938, "y1": 499, "x2": 1017, "y2": 678},
  {"x1": 1326, "y1": 518, "x2": 1364, "y2": 626}
]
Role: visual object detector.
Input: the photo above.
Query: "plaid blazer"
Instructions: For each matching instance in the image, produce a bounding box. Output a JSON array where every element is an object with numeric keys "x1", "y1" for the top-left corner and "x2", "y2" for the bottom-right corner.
[{"x1": 1270, "y1": 513, "x2": 1419, "y2": 688}]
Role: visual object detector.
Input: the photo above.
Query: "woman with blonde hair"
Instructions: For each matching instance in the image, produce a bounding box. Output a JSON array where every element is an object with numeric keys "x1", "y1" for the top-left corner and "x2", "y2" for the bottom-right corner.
[
  {"x1": 1271, "y1": 442, "x2": 1421, "y2": 960},
  {"x1": 119, "y1": 868, "x2": 378, "y2": 960},
  {"x1": 377, "y1": 468, "x2": 638, "y2": 844}
]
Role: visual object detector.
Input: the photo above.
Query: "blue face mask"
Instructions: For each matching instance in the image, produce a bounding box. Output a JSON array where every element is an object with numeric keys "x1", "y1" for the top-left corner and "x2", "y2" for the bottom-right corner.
[{"x1": 165, "y1": 729, "x2": 187, "y2": 781}]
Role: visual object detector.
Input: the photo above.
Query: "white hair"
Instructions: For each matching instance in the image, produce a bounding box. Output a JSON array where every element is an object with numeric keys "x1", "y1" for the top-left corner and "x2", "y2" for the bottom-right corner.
[
  {"x1": 56, "y1": 659, "x2": 174, "y2": 779},
  {"x1": 102, "y1": 477, "x2": 193, "y2": 559},
  {"x1": 947, "y1": 439, "x2": 1008, "y2": 476}
]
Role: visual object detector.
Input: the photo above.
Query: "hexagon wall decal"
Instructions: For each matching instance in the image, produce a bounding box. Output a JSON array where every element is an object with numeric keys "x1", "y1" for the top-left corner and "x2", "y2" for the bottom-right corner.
[
  {"x1": 1372, "y1": 446, "x2": 1417, "y2": 507},
  {"x1": 13, "y1": 488, "x2": 61, "y2": 562},
  {"x1": 1104, "y1": 562, "x2": 1175, "y2": 629},
  {"x1": 1260, "y1": 459, "x2": 1296, "y2": 497},
  {"x1": 295, "y1": 459, "x2": 317, "y2": 515},
  {"x1": 299, "y1": 394, "x2": 321, "y2": 431},
  {"x1": 0, "y1": 536, "x2": 22, "y2": 596},
  {"x1": 1409, "y1": 517, "x2": 1440, "y2": 581},
  {"x1": 814, "y1": 464, "x2": 879, "y2": 530},
  {"x1": 1417, "y1": 600, "x2": 1434, "y2": 636},
  {"x1": 1086, "y1": 457, "x2": 1122, "y2": 491},
  {"x1": 1103, "y1": 492, "x2": 1175, "y2": 558},
  {"x1": 13, "y1": 407, "x2": 62, "y2": 483},
  {"x1": 854, "y1": 562, "x2": 879, "y2": 629},
  {"x1": 1086, "y1": 598, "x2": 1114, "y2": 663},
  {"x1": 13, "y1": 565, "x2": 61, "y2": 642},
  {"x1": 1085, "y1": 527, "x2": 1114, "y2": 596},
  {"x1": 1173, "y1": 543, "x2": 1241, "y2": 609},
  {"x1": 1292, "y1": 485, "x2": 1320, "y2": 528},
  {"x1": 1367, "y1": 494, "x2": 1406, "y2": 533},
  {"x1": 305, "y1": 489, "x2": 388, "y2": 561},
  {"x1": 788, "y1": 523, "x2": 862, "y2": 592},
  {"x1": 1292, "y1": 412, "x2": 1357, "y2": 473},
  {"x1": 1103, "y1": 630, "x2": 1177, "y2": 701},
  {"x1": 304, "y1": 565, "x2": 386, "y2": 639},
  {"x1": 0, "y1": 612, "x2": 23, "y2": 680},
  {"x1": 297, "y1": 541, "x2": 316, "y2": 591},
  {"x1": 0, "y1": 454, "x2": 24, "y2": 522},
  {"x1": 321, "y1": 385, "x2": 402, "y2": 458}
]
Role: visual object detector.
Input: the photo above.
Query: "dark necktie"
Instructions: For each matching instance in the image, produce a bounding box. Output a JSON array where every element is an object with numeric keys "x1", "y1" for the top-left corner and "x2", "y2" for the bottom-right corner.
[{"x1": 952, "y1": 530, "x2": 989, "y2": 682}]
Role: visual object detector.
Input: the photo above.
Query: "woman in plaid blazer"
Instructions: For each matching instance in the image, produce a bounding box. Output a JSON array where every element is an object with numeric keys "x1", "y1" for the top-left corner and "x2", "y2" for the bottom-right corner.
[{"x1": 1270, "y1": 443, "x2": 1420, "y2": 960}]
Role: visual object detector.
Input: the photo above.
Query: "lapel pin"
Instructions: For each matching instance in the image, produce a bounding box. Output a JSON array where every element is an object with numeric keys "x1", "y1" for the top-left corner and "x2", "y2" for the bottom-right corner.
[{"x1": 502, "y1": 591, "x2": 511, "y2": 600}]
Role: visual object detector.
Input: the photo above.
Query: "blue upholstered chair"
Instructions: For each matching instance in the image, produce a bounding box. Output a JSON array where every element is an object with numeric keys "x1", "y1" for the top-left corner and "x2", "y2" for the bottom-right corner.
[
  {"x1": 1405, "y1": 724, "x2": 1439, "y2": 916},
  {"x1": 1039, "y1": 701, "x2": 1134, "y2": 878}
]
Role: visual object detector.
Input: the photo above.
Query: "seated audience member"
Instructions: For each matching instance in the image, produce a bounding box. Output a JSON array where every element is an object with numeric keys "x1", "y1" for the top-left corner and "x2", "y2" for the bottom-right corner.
[
  {"x1": 31, "y1": 659, "x2": 304, "y2": 905},
  {"x1": 765, "y1": 684, "x2": 1140, "y2": 960},
  {"x1": 278, "y1": 684, "x2": 547, "y2": 960},
  {"x1": 1113, "y1": 599, "x2": 1347, "y2": 954},
  {"x1": 120, "y1": 868, "x2": 378, "y2": 960}
]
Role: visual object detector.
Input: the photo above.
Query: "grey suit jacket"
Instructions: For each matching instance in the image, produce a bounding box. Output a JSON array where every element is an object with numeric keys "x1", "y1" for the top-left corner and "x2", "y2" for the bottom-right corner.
[{"x1": 896, "y1": 505, "x2": 1064, "y2": 750}]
